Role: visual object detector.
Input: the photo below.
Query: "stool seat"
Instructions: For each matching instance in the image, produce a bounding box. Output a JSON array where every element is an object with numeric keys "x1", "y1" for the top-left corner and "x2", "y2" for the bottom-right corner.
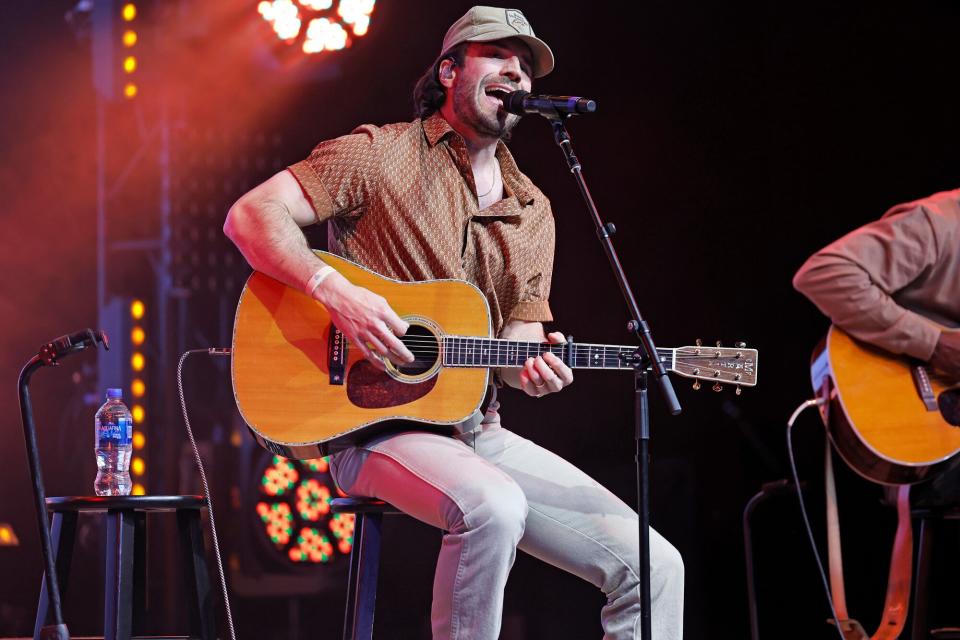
[
  {"x1": 330, "y1": 497, "x2": 400, "y2": 515},
  {"x1": 46, "y1": 495, "x2": 205, "y2": 512}
]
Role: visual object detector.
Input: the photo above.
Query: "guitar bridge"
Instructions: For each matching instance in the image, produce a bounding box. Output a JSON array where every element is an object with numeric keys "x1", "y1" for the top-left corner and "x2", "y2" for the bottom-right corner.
[{"x1": 329, "y1": 325, "x2": 347, "y2": 385}]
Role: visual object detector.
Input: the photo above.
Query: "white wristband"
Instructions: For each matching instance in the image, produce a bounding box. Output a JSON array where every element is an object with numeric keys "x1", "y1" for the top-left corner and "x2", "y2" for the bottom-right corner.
[{"x1": 305, "y1": 265, "x2": 336, "y2": 297}]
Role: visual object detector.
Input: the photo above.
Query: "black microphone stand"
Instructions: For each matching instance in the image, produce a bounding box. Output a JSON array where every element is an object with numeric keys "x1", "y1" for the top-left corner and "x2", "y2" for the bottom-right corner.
[
  {"x1": 19, "y1": 329, "x2": 109, "y2": 640},
  {"x1": 543, "y1": 111, "x2": 682, "y2": 640}
]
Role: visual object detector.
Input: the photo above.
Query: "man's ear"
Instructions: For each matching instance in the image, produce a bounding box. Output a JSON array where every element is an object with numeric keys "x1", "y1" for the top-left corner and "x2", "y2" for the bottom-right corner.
[{"x1": 438, "y1": 58, "x2": 457, "y2": 88}]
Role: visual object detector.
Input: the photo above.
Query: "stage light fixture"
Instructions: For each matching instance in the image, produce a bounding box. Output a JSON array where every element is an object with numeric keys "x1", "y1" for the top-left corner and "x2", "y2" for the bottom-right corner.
[
  {"x1": 130, "y1": 299, "x2": 145, "y2": 319},
  {"x1": 131, "y1": 326, "x2": 145, "y2": 345},
  {"x1": 131, "y1": 352, "x2": 145, "y2": 371},
  {"x1": 254, "y1": 455, "x2": 354, "y2": 565},
  {"x1": 132, "y1": 457, "x2": 145, "y2": 476},
  {"x1": 132, "y1": 484, "x2": 146, "y2": 496},
  {"x1": 131, "y1": 378, "x2": 146, "y2": 397},
  {"x1": 122, "y1": 3, "x2": 136, "y2": 22},
  {"x1": 257, "y1": 0, "x2": 376, "y2": 54},
  {"x1": 123, "y1": 30, "x2": 137, "y2": 47},
  {"x1": 123, "y1": 55, "x2": 137, "y2": 73},
  {"x1": 133, "y1": 431, "x2": 145, "y2": 450},
  {"x1": 0, "y1": 523, "x2": 20, "y2": 547},
  {"x1": 131, "y1": 404, "x2": 145, "y2": 424}
]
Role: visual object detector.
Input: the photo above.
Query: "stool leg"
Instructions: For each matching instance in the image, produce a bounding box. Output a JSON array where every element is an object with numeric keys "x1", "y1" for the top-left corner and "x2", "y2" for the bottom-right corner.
[
  {"x1": 911, "y1": 516, "x2": 934, "y2": 639},
  {"x1": 177, "y1": 508, "x2": 215, "y2": 640},
  {"x1": 33, "y1": 511, "x2": 77, "y2": 640},
  {"x1": 104, "y1": 509, "x2": 135, "y2": 640},
  {"x1": 343, "y1": 512, "x2": 383, "y2": 640},
  {"x1": 132, "y1": 511, "x2": 147, "y2": 636}
]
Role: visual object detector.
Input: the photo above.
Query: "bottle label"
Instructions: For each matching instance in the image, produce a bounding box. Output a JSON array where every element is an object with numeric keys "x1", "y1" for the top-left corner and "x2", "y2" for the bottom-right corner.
[{"x1": 98, "y1": 416, "x2": 132, "y2": 446}]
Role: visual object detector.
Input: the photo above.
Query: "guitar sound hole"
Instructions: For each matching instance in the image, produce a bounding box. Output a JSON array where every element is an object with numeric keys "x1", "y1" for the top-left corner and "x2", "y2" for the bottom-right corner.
[{"x1": 397, "y1": 324, "x2": 439, "y2": 376}]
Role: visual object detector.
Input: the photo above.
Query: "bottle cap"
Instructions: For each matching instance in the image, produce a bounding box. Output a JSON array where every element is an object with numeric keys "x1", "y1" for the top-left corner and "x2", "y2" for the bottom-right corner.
[{"x1": 106, "y1": 388, "x2": 123, "y2": 399}]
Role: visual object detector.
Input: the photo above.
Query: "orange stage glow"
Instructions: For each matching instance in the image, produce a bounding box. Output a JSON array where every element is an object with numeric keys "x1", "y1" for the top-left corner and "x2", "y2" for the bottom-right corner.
[
  {"x1": 123, "y1": 30, "x2": 138, "y2": 47},
  {"x1": 132, "y1": 457, "x2": 145, "y2": 476},
  {"x1": 123, "y1": 56, "x2": 137, "y2": 73},
  {"x1": 132, "y1": 484, "x2": 146, "y2": 496},
  {"x1": 130, "y1": 299, "x2": 145, "y2": 319},
  {"x1": 124, "y1": 83, "x2": 138, "y2": 99},
  {"x1": 131, "y1": 352, "x2": 145, "y2": 371},
  {"x1": 131, "y1": 404, "x2": 145, "y2": 423},
  {"x1": 121, "y1": 4, "x2": 136, "y2": 21},
  {"x1": 133, "y1": 432, "x2": 145, "y2": 450},
  {"x1": 131, "y1": 326, "x2": 145, "y2": 345},
  {"x1": 131, "y1": 378, "x2": 145, "y2": 397}
]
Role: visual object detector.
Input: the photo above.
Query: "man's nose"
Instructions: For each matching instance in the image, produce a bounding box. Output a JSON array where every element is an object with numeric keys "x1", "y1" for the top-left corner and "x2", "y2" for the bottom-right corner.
[{"x1": 501, "y1": 56, "x2": 523, "y2": 82}]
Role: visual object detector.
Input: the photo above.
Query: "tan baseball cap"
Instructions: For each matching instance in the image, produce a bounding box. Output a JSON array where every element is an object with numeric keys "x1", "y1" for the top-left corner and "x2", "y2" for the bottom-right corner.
[{"x1": 440, "y1": 6, "x2": 555, "y2": 78}]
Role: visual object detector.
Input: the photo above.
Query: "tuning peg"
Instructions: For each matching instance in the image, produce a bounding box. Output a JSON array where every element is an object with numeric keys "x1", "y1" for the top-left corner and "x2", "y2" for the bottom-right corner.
[
  {"x1": 695, "y1": 338, "x2": 702, "y2": 347},
  {"x1": 735, "y1": 385, "x2": 742, "y2": 396},
  {"x1": 735, "y1": 341, "x2": 746, "y2": 348},
  {"x1": 712, "y1": 382, "x2": 723, "y2": 392},
  {"x1": 692, "y1": 380, "x2": 701, "y2": 390},
  {"x1": 716, "y1": 340, "x2": 722, "y2": 347}
]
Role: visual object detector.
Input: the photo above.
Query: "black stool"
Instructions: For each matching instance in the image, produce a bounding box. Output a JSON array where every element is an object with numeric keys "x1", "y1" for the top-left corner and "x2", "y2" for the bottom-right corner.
[
  {"x1": 330, "y1": 497, "x2": 402, "y2": 640},
  {"x1": 34, "y1": 495, "x2": 215, "y2": 640},
  {"x1": 911, "y1": 506, "x2": 960, "y2": 639}
]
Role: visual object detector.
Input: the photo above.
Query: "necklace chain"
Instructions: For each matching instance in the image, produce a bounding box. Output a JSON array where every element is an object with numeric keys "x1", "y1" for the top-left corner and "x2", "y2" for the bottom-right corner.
[{"x1": 476, "y1": 161, "x2": 500, "y2": 199}]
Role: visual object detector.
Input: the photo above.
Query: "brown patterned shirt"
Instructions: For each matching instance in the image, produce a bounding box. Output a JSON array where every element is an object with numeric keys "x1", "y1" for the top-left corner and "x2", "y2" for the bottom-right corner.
[{"x1": 288, "y1": 112, "x2": 555, "y2": 336}]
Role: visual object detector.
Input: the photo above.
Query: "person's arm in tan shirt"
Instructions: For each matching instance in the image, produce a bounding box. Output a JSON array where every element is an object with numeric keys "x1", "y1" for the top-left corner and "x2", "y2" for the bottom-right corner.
[{"x1": 793, "y1": 203, "x2": 960, "y2": 376}]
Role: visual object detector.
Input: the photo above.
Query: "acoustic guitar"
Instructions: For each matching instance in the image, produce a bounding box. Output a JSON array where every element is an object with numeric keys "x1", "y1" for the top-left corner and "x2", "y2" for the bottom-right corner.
[
  {"x1": 810, "y1": 325, "x2": 960, "y2": 485},
  {"x1": 232, "y1": 251, "x2": 759, "y2": 458}
]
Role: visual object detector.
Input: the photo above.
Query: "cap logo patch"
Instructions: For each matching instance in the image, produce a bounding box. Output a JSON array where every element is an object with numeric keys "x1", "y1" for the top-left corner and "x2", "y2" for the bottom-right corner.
[{"x1": 505, "y1": 10, "x2": 530, "y2": 35}]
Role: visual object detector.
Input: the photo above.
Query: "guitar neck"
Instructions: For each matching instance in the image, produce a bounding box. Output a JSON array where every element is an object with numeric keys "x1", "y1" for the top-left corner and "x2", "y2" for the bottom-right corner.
[{"x1": 441, "y1": 336, "x2": 669, "y2": 371}]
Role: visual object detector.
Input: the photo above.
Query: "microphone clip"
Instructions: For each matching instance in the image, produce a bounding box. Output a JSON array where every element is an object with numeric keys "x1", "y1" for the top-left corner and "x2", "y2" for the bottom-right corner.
[{"x1": 38, "y1": 329, "x2": 109, "y2": 366}]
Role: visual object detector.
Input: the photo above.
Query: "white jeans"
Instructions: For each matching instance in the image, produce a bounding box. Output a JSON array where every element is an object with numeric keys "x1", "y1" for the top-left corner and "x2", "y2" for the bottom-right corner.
[{"x1": 330, "y1": 405, "x2": 684, "y2": 639}]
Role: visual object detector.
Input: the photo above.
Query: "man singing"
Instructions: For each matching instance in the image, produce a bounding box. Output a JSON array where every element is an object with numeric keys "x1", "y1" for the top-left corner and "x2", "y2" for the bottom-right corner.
[{"x1": 225, "y1": 7, "x2": 684, "y2": 638}]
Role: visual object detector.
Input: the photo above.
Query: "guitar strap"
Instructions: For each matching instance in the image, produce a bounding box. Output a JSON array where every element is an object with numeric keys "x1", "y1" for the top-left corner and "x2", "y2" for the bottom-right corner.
[{"x1": 824, "y1": 442, "x2": 912, "y2": 639}]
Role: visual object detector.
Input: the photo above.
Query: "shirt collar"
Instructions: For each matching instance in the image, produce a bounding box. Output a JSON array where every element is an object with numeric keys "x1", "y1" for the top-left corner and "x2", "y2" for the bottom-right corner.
[{"x1": 421, "y1": 113, "x2": 535, "y2": 207}]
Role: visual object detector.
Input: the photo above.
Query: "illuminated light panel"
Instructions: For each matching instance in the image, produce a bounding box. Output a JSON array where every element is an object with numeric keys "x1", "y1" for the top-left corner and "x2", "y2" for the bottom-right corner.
[
  {"x1": 303, "y1": 18, "x2": 348, "y2": 53},
  {"x1": 124, "y1": 83, "x2": 138, "y2": 99},
  {"x1": 328, "y1": 512, "x2": 355, "y2": 554},
  {"x1": 303, "y1": 457, "x2": 330, "y2": 473},
  {"x1": 338, "y1": 0, "x2": 374, "y2": 35},
  {"x1": 131, "y1": 352, "x2": 145, "y2": 371},
  {"x1": 131, "y1": 378, "x2": 145, "y2": 397},
  {"x1": 296, "y1": 478, "x2": 332, "y2": 521},
  {"x1": 132, "y1": 484, "x2": 146, "y2": 495},
  {"x1": 289, "y1": 527, "x2": 334, "y2": 563},
  {"x1": 131, "y1": 404, "x2": 145, "y2": 423},
  {"x1": 261, "y1": 456, "x2": 299, "y2": 496},
  {"x1": 130, "y1": 299, "x2": 145, "y2": 319},
  {"x1": 131, "y1": 457, "x2": 145, "y2": 476},
  {"x1": 257, "y1": 501, "x2": 294, "y2": 545},
  {"x1": 133, "y1": 431, "x2": 145, "y2": 450},
  {"x1": 123, "y1": 56, "x2": 137, "y2": 73},
  {"x1": 123, "y1": 30, "x2": 138, "y2": 47},
  {"x1": 0, "y1": 523, "x2": 19, "y2": 546},
  {"x1": 258, "y1": 0, "x2": 302, "y2": 41},
  {"x1": 130, "y1": 326, "x2": 145, "y2": 345},
  {"x1": 300, "y1": 0, "x2": 333, "y2": 8},
  {"x1": 122, "y1": 3, "x2": 136, "y2": 21}
]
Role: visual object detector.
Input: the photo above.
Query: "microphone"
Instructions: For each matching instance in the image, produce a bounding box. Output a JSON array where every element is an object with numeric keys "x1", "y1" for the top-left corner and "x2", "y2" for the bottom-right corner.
[{"x1": 501, "y1": 90, "x2": 597, "y2": 117}]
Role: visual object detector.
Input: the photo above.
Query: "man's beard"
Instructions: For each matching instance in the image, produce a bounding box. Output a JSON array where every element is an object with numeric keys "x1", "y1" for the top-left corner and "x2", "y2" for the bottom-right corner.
[{"x1": 451, "y1": 78, "x2": 519, "y2": 141}]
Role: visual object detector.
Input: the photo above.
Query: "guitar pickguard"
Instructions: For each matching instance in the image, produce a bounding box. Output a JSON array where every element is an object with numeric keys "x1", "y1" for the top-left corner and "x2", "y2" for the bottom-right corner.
[{"x1": 346, "y1": 360, "x2": 439, "y2": 409}]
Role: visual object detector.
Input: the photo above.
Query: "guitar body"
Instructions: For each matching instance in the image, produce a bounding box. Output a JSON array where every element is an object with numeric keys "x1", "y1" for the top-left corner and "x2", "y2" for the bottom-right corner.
[
  {"x1": 811, "y1": 325, "x2": 960, "y2": 485},
  {"x1": 232, "y1": 251, "x2": 491, "y2": 459}
]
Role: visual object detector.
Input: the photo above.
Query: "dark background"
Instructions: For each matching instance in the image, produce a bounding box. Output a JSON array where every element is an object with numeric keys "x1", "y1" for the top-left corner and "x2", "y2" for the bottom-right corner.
[{"x1": 2, "y1": 1, "x2": 959, "y2": 638}]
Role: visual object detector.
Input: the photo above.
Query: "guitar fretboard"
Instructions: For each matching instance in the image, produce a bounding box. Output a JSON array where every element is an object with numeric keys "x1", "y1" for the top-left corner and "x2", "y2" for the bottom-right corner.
[{"x1": 440, "y1": 336, "x2": 671, "y2": 370}]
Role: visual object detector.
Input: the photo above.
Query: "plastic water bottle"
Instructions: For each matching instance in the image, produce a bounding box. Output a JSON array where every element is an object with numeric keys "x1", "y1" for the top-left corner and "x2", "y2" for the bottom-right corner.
[{"x1": 94, "y1": 388, "x2": 133, "y2": 496}]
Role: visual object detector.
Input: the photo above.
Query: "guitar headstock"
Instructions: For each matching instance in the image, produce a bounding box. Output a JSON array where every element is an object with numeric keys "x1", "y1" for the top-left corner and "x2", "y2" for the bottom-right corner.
[{"x1": 671, "y1": 340, "x2": 758, "y2": 394}]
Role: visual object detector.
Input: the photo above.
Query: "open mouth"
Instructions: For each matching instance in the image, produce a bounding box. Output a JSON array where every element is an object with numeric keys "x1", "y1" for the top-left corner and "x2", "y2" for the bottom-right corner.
[{"x1": 484, "y1": 86, "x2": 512, "y2": 107}]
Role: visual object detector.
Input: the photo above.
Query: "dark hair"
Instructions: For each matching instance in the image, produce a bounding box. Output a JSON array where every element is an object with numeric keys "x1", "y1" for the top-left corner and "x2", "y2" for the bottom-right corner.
[{"x1": 413, "y1": 43, "x2": 468, "y2": 119}]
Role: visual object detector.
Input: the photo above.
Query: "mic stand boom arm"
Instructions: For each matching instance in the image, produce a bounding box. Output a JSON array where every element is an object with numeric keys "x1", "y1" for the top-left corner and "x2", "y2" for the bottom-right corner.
[{"x1": 544, "y1": 111, "x2": 681, "y2": 640}]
